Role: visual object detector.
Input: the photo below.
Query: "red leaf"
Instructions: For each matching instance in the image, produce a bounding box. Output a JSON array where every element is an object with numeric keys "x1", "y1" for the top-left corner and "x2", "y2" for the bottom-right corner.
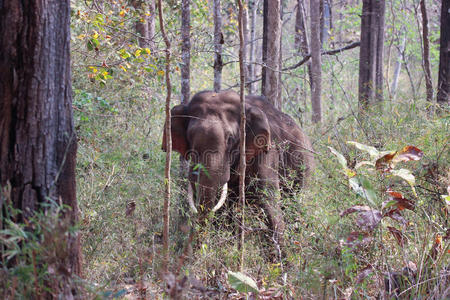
[
  {"x1": 341, "y1": 206, "x2": 382, "y2": 232},
  {"x1": 385, "y1": 209, "x2": 407, "y2": 225},
  {"x1": 375, "y1": 152, "x2": 397, "y2": 172},
  {"x1": 340, "y1": 205, "x2": 373, "y2": 217},
  {"x1": 356, "y1": 210, "x2": 382, "y2": 232},
  {"x1": 387, "y1": 226, "x2": 407, "y2": 247},
  {"x1": 386, "y1": 189, "x2": 415, "y2": 211},
  {"x1": 394, "y1": 146, "x2": 424, "y2": 163},
  {"x1": 344, "y1": 231, "x2": 373, "y2": 248},
  {"x1": 375, "y1": 146, "x2": 423, "y2": 173}
]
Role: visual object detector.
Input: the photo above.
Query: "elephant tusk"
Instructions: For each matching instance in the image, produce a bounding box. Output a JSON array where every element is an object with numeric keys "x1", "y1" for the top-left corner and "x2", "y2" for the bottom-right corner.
[
  {"x1": 212, "y1": 182, "x2": 228, "y2": 212},
  {"x1": 187, "y1": 183, "x2": 198, "y2": 214}
]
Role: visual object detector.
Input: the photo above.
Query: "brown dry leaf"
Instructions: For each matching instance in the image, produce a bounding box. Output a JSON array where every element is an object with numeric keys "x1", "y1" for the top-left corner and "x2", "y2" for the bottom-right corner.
[
  {"x1": 386, "y1": 189, "x2": 415, "y2": 211},
  {"x1": 356, "y1": 210, "x2": 382, "y2": 232},
  {"x1": 375, "y1": 146, "x2": 423, "y2": 173},
  {"x1": 344, "y1": 231, "x2": 373, "y2": 248},
  {"x1": 429, "y1": 235, "x2": 443, "y2": 261},
  {"x1": 375, "y1": 152, "x2": 397, "y2": 172},
  {"x1": 126, "y1": 201, "x2": 136, "y2": 217},
  {"x1": 340, "y1": 205, "x2": 373, "y2": 217},
  {"x1": 387, "y1": 226, "x2": 407, "y2": 247},
  {"x1": 356, "y1": 265, "x2": 373, "y2": 284},
  {"x1": 341, "y1": 206, "x2": 382, "y2": 232},
  {"x1": 393, "y1": 146, "x2": 424, "y2": 163},
  {"x1": 258, "y1": 287, "x2": 283, "y2": 299},
  {"x1": 384, "y1": 209, "x2": 407, "y2": 225}
]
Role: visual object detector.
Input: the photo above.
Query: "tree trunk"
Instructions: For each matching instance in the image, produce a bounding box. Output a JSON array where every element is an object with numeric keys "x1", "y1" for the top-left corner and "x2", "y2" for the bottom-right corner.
[
  {"x1": 247, "y1": 0, "x2": 259, "y2": 94},
  {"x1": 358, "y1": 0, "x2": 377, "y2": 110},
  {"x1": 391, "y1": 33, "x2": 406, "y2": 99},
  {"x1": 148, "y1": 0, "x2": 156, "y2": 52},
  {"x1": 237, "y1": 0, "x2": 247, "y2": 271},
  {"x1": 157, "y1": 0, "x2": 172, "y2": 273},
  {"x1": 213, "y1": 0, "x2": 223, "y2": 92},
  {"x1": 419, "y1": 0, "x2": 433, "y2": 103},
  {"x1": 310, "y1": 0, "x2": 322, "y2": 123},
  {"x1": 295, "y1": 0, "x2": 313, "y2": 90},
  {"x1": 243, "y1": 3, "x2": 250, "y2": 94},
  {"x1": 178, "y1": 0, "x2": 191, "y2": 248},
  {"x1": 437, "y1": 0, "x2": 450, "y2": 107},
  {"x1": 131, "y1": 0, "x2": 149, "y2": 48},
  {"x1": 0, "y1": 0, "x2": 81, "y2": 295},
  {"x1": 278, "y1": 0, "x2": 283, "y2": 108},
  {"x1": 181, "y1": 0, "x2": 191, "y2": 105},
  {"x1": 375, "y1": 0, "x2": 385, "y2": 102},
  {"x1": 261, "y1": 0, "x2": 281, "y2": 108}
]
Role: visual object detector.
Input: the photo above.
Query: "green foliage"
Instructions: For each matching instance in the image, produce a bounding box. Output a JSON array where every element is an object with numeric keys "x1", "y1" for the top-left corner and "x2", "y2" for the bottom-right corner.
[
  {"x1": 0, "y1": 189, "x2": 81, "y2": 298},
  {"x1": 67, "y1": 0, "x2": 448, "y2": 298},
  {"x1": 227, "y1": 271, "x2": 259, "y2": 294}
]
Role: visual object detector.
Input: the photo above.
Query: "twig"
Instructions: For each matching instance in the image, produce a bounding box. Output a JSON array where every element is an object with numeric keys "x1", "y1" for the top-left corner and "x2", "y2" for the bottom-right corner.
[{"x1": 158, "y1": 0, "x2": 172, "y2": 274}]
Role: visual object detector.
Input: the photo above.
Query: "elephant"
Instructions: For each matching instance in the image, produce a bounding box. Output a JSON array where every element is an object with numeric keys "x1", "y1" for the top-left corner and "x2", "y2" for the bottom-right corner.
[{"x1": 162, "y1": 90, "x2": 314, "y2": 254}]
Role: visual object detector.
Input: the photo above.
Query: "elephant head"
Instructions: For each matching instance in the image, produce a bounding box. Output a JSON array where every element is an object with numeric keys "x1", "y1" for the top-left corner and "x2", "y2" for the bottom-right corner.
[{"x1": 162, "y1": 91, "x2": 271, "y2": 214}]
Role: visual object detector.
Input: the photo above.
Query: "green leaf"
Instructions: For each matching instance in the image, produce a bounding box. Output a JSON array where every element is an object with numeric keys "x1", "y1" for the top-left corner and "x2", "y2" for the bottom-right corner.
[
  {"x1": 227, "y1": 271, "x2": 258, "y2": 294},
  {"x1": 328, "y1": 146, "x2": 347, "y2": 168},
  {"x1": 347, "y1": 141, "x2": 379, "y2": 159},
  {"x1": 349, "y1": 176, "x2": 377, "y2": 206},
  {"x1": 391, "y1": 168, "x2": 417, "y2": 195},
  {"x1": 87, "y1": 39, "x2": 94, "y2": 51},
  {"x1": 442, "y1": 194, "x2": 450, "y2": 207}
]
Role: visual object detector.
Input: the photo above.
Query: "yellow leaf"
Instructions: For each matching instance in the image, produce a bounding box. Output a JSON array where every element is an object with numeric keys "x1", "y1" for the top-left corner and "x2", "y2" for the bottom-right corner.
[
  {"x1": 135, "y1": 49, "x2": 142, "y2": 57},
  {"x1": 144, "y1": 48, "x2": 151, "y2": 55},
  {"x1": 77, "y1": 34, "x2": 86, "y2": 39},
  {"x1": 92, "y1": 31, "x2": 99, "y2": 39},
  {"x1": 119, "y1": 10, "x2": 126, "y2": 17},
  {"x1": 157, "y1": 70, "x2": 165, "y2": 76},
  {"x1": 120, "y1": 65, "x2": 127, "y2": 72}
]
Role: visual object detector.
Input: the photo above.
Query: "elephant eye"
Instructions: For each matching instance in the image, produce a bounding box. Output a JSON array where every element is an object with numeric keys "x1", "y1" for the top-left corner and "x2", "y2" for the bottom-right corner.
[{"x1": 226, "y1": 135, "x2": 234, "y2": 146}]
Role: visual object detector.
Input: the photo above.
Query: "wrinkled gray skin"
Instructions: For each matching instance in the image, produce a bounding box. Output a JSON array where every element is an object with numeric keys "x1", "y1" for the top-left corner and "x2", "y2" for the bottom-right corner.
[{"x1": 163, "y1": 90, "x2": 315, "y2": 252}]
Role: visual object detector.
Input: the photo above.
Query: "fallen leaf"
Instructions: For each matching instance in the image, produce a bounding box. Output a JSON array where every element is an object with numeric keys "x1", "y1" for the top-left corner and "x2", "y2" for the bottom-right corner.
[{"x1": 387, "y1": 226, "x2": 407, "y2": 247}]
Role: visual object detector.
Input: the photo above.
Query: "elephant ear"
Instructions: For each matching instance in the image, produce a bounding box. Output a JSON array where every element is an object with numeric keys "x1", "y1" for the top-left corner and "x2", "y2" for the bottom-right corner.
[
  {"x1": 245, "y1": 106, "x2": 271, "y2": 160},
  {"x1": 162, "y1": 104, "x2": 189, "y2": 157}
]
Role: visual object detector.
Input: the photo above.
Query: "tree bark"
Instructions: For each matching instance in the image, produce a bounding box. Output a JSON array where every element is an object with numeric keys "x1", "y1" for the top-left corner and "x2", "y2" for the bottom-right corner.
[
  {"x1": 157, "y1": 0, "x2": 172, "y2": 273},
  {"x1": 295, "y1": 0, "x2": 313, "y2": 90},
  {"x1": 247, "y1": 0, "x2": 259, "y2": 94},
  {"x1": 437, "y1": 0, "x2": 450, "y2": 107},
  {"x1": 131, "y1": 0, "x2": 149, "y2": 48},
  {"x1": 261, "y1": 0, "x2": 281, "y2": 108},
  {"x1": 391, "y1": 33, "x2": 406, "y2": 99},
  {"x1": 213, "y1": 0, "x2": 223, "y2": 92},
  {"x1": 237, "y1": 0, "x2": 247, "y2": 271},
  {"x1": 148, "y1": 0, "x2": 156, "y2": 52},
  {"x1": 181, "y1": 0, "x2": 191, "y2": 105},
  {"x1": 375, "y1": 0, "x2": 385, "y2": 102},
  {"x1": 419, "y1": 0, "x2": 433, "y2": 103},
  {"x1": 0, "y1": 0, "x2": 81, "y2": 295},
  {"x1": 278, "y1": 0, "x2": 283, "y2": 107},
  {"x1": 177, "y1": 0, "x2": 191, "y2": 248},
  {"x1": 243, "y1": 3, "x2": 250, "y2": 94},
  {"x1": 310, "y1": 0, "x2": 322, "y2": 123},
  {"x1": 358, "y1": 0, "x2": 377, "y2": 110}
]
